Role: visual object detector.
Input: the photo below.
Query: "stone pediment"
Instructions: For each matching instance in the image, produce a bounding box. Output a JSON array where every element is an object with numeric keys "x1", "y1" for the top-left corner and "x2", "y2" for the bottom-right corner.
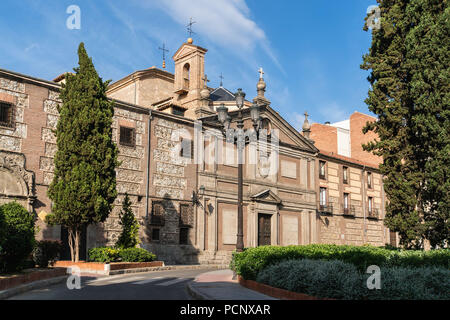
[
  {"x1": 250, "y1": 189, "x2": 282, "y2": 205},
  {"x1": 172, "y1": 43, "x2": 207, "y2": 61},
  {"x1": 262, "y1": 106, "x2": 318, "y2": 154}
]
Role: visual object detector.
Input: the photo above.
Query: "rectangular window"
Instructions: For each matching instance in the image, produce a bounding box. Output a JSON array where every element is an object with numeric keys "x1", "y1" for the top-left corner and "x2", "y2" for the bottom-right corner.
[
  {"x1": 172, "y1": 107, "x2": 185, "y2": 117},
  {"x1": 368, "y1": 197, "x2": 373, "y2": 214},
  {"x1": 119, "y1": 126, "x2": 136, "y2": 147},
  {"x1": 343, "y1": 166, "x2": 348, "y2": 184},
  {"x1": 151, "y1": 201, "x2": 165, "y2": 225},
  {"x1": 180, "y1": 138, "x2": 194, "y2": 159},
  {"x1": 319, "y1": 161, "x2": 326, "y2": 180},
  {"x1": 367, "y1": 172, "x2": 373, "y2": 189},
  {"x1": 0, "y1": 102, "x2": 13, "y2": 128},
  {"x1": 320, "y1": 187, "x2": 327, "y2": 206},
  {"x1": 151, "y1": 228, "x2": 160, "y2": 241},
  {"x1": 343, "y1": 193, "x2": 350, "y2": 215},
  {"x1": 179, "y1": 228, "x2": 189, "y2": 245}
]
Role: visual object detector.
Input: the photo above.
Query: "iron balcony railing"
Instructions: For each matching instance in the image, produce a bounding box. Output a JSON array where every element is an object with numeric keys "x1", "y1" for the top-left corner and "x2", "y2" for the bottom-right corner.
[
  {"x1": 368, "y1": 208, "x2": 379, "y2": 219},
  {"x1": 341, "y1": 204, "x2": 356, "y2": 216},
  {"x1": 318, "y1": 202, "x2": 333, "y2": 214}
]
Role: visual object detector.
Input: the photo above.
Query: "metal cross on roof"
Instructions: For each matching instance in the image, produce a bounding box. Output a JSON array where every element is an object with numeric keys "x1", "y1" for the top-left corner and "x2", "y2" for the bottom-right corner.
[
  {"x1": 202, "y1": 74, "x2": 210, "y2": 88},
  {"x1": 304, "y1": 111, "x2": 309, "y2": 119},
  {"x1": 158, "y1": 43, "x2": 169, "y2": 68},
  {"x1": 219, "y1": 73, "x2": 224, "y2": 87},
  {"x1": 187, "y1": 17, "x2": 196, "y2": 37}
]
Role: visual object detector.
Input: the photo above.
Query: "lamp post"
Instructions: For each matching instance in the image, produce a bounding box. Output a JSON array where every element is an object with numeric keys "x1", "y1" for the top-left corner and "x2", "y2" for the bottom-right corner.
[{"x1": 217, "y1": 89, "x2": 261, "y2": 252}]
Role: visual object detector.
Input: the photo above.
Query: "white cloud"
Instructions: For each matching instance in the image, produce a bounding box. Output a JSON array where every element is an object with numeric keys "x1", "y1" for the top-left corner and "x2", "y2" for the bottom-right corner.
[{"x1": 137, "y1": 0, "x2": 283, "y2": 73}]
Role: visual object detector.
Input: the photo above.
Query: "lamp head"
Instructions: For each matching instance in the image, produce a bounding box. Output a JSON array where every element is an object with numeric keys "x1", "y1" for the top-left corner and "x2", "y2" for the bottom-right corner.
[{"x1": 235, "y1": 88, "x2": 245, "y2": 109}]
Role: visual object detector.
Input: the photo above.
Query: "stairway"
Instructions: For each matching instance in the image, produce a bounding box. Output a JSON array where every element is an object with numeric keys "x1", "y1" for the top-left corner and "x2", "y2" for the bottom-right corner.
[{"x1": 197, "y1": 250, "x2": 234, "y2": 267}]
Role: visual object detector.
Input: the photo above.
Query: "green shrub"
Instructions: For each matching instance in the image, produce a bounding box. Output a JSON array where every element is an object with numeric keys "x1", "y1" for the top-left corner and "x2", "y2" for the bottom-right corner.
[
  {"x1": 88, "y1": 247, "x2": 156, "y2": 263},
  {"x1": 363, "y1": 266, "x2": 450, "y2": 300},
  {"x1": 256, "y1": 259, "x2": 450, "y2": 300},
  {"x1": 119, "y1": 248, "x2": 156, "y2": 262},
  {"x1": 257, "y1": 259, "x2": 364, "y2": 300},
  {"x1": 88, "y1": 247, "x2": 121, "y2": 263},
  {"x1": 0, "y1": 202, "x2": 36, "y2": 273},
  {"x1": 33, "y1": 240, "x2": 63, "y2": 267},
  {"x1": 231, "y1": 244, "x2": 450, "y2": 280},
  {"x1": 115, "y1": 194, "x2": 140, "y2": 249}
]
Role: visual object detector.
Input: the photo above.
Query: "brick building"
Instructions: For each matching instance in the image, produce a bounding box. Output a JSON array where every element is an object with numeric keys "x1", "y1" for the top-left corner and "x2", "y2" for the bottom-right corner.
[{"x1": 0, "y1": 38, "x2": 393, "y2": 265}]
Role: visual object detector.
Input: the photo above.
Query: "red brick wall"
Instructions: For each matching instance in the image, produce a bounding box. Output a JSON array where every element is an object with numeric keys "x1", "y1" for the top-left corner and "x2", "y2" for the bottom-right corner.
[
  {"x1": 349, "y1": 112, "x2": 381, "y2": 167},
  {"x1": 310, "y1": 123, "x2": 338, "y2": 155}
]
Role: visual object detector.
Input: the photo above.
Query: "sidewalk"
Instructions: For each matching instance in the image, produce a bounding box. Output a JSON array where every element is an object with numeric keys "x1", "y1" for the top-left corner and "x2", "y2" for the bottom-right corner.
[{"x1": 187, "y1": 269, "x2": 277, "y2": 300}]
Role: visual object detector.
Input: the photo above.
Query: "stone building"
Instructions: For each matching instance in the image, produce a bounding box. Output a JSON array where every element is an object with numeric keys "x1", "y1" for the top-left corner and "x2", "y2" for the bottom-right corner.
[
  {"x1": 305, "y1": 113, "x2": 396, "y2": 246},
  {"x1": 0, "y1": 38, "x2": 393, "y2": 265}
]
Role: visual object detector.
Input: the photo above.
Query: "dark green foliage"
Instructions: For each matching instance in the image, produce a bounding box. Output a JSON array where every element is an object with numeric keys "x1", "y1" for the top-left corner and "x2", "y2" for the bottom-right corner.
[
  {"x1": 33, "y1": 240, "x2": 63, "y2": 267},
  {"x1": 88, "y1": 247, "x2": 156, "y2": 263},
  {"x1": 88, "y1": 247, "x2": 121, "y2": 263},
  {"x1": 257, "y1": 259, "x2": 450, "y2": 300},
  {"x1": 231, "y1": 244, "x2": 450, "y2": 280},
  {"x1": 0, "y1": 202, "x2": 36, "y2": 273},
  {"x1": 115, "y1": 194, "x2": 139, "y2": 249},
  {"x1": 361, "y1": 0, "x2": 449, "y2": 247},
  {"x1": 118, "y1": 248, "x2": 156, "y2": 262},
  {"x1": 47, "y1": 42, "x2": 119, "y2": 262}
]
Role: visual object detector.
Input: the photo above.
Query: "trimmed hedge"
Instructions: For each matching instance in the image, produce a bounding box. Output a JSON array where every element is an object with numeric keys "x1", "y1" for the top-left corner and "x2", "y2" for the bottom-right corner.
[
  {"x1": 119, "y1": 248, "x2": 156, "y2": 262},
  {"x1": 0, "y1": 202, "x2": 36, "y2": 273},
  {"x1": 88, "y1": 247, "x2": 156, "y2": 263},
  {"x1": 231, "y1": 244, "x2": 450, "y2": 280},
  {"x1": 256, "y1": 259, "x2": 450, "y2": 300}
]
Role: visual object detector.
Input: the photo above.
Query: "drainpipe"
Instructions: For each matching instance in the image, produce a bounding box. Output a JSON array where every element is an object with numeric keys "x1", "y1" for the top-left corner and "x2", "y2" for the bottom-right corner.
[
  {"x1": 145, "y1": 110, "x2": 152, "y2": 220},
  {"x1": 362, "y1": 165, "x2": 366, "y2": 243}
]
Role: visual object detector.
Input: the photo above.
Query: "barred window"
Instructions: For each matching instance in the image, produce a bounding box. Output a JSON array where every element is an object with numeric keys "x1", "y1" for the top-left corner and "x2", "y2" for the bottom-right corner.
[
  {"x1": 180, "y1": 204, "x2": 193, "y2": 227},
  {"x1": 119, "y1": 126, "x2": 136, "y2": 147},
  {"x1": 0, "y1": 102, "x2": 14, "y2": 128},
  {"x1": 151, "y1": 228, "x2": 160, "y2": 241},
  {"x1": 151, "y1": 201, "x2": 165, "y2": 225}
]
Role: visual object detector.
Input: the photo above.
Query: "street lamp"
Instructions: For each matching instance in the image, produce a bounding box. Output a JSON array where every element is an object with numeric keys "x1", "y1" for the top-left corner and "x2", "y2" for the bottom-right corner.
[{"x1": 217, "y1": 89, "x2": 261, "y2": 252}]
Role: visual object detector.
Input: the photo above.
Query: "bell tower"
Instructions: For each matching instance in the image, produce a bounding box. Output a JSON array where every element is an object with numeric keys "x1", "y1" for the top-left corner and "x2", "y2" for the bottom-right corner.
[{"x1": 172, "y1": 38, "x2": 213, "y2": 118}]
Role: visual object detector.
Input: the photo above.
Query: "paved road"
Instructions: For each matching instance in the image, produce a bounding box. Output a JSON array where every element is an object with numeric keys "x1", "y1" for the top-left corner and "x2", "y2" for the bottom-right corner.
[{"x1": 9, "y1": 268, "x2": 215, "y2": 300}]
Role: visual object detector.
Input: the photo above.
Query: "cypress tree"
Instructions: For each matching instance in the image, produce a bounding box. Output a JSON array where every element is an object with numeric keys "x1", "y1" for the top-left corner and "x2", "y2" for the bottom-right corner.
[
  {"x1": 361, "y1": 0, "x2": 449, "y2": 248},
  {"x1": 116, "y1": 194, "x2": 140, "y2": 249},
  {"x1": 48, "y1": 43, "x2": 119, "y2": 262}
]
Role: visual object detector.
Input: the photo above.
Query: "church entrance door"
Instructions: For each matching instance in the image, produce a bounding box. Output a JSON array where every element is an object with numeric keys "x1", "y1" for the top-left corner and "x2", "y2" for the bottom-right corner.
[{"x1": 258, "y1": 213, "x2": 271, "y2": 246}]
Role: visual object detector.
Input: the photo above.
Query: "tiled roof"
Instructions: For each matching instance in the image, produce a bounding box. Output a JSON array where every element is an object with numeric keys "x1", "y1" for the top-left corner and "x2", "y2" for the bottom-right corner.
[
  {"x1": 319, "y1": 150, "x2": 380, "y2": 170},
  {"x1": 210, "y1": 87, "x2": 235, "y2": 102}
]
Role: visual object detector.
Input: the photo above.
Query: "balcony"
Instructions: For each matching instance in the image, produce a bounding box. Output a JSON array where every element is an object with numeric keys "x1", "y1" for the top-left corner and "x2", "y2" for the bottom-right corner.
[
  {"x1": 318, "y1": 202, "x2": 333, "y2": 214},
  {"x1": 174, "y1": 78, "x2": 190, "y2": 95},
  {"x1": 368, "y1": 208, "x2": 379, "y2": 220},
  {"x1": 341, "y1": 204, "x2": 356, "y2": 217}
]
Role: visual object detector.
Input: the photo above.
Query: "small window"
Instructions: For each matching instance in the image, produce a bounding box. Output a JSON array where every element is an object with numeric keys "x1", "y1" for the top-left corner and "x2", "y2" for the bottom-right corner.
[
  {"x1": 368, "y1": 197, "x2": 373, "y2": 214},
  {"x1": 343, "y1": 193, "x2": 349, "y2": 209},
  {"x1": 179, "y1": 228, "x2": 189, "y2": 245},
  {"x1": 119, "y1": 126, "x2": 136, "y2": 147},
  {"x1": 343, "y1": 166, "x2": 348, "y2": 184},
  {"x1": 0, "y1": 102, "x2": 14, "y2": 128},
  {"x1": 151, "y1": 228, "x2": 160, "y2": 241},
  {"x1": 319, "y1": 187, "x2": 327, "y2": 206},
  {"x1": 367, "y1": 172, "x2": 373, "y2": 189},
  {"x1": 319, "y1": 161, "x2": 326, "y2": 180},
  {"x1": 180, "y1": 138, "x2": 194, "y2": 159},
  {"x1": 172, "y1": 107, "x2": 185, "y2": 117}
]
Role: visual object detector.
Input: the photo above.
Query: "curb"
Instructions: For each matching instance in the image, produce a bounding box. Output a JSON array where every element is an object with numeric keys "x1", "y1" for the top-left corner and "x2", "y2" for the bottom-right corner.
[
  {"x1": 186, "y1": 281, "x2": 213, "y2": 300},
  {"x1": 0, "y1": 276, "x2": 67, "y2": 300},
  {"x1": 109, "y1": 264, "x2": 228, "y2": 275}
]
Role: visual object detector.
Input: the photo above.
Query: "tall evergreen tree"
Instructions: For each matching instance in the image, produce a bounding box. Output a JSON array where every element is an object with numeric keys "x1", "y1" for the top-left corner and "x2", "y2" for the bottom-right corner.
[
  {"x1": 116, "y1": 194, "x2": 140, "y2": 249},
  {"x1": 362, "y1": 0, "x2": 449, "y2": 248},
  {"x1": 48, "y1": 43, "x2": 119, "y2": 262}
]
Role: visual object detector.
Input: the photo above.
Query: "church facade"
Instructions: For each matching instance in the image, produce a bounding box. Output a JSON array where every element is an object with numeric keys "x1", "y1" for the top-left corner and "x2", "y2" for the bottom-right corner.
[{"x1": 0, "y1": 39, "x2": 392, "y2": 265}]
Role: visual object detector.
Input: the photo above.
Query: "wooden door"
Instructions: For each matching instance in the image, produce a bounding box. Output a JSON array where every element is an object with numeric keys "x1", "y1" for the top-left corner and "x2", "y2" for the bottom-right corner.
[{"x1": 258, "y1": 214, "x2": 271, "y2": 246}]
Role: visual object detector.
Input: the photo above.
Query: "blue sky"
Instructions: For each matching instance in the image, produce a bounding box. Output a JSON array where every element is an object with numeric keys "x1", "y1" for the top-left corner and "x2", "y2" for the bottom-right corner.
[{"x1": 0, "y1": 0, "x2": 377, "y2": 129}]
